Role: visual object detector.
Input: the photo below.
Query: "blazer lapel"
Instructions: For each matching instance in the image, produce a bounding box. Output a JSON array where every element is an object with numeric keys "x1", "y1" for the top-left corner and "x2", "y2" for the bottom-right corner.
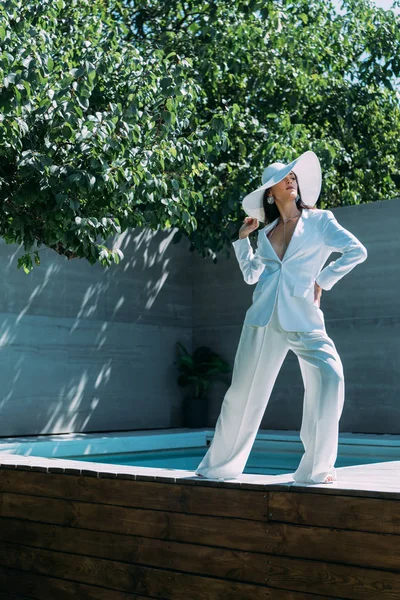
[
  {"x1": 257, "y1": 217, "x2": 280, "y2": 261},
  {"x1": 282, "y1": 210, "x2": 306, "y2": 262}
]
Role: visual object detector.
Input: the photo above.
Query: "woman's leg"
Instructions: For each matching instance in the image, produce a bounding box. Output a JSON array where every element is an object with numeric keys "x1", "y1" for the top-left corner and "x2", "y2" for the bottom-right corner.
[
  {"x1": 289, "y1": 330, "x2": 345, "y2": 484},
  {"x1": 195, "y1": 304, "x2": 290, "y2": 480}
]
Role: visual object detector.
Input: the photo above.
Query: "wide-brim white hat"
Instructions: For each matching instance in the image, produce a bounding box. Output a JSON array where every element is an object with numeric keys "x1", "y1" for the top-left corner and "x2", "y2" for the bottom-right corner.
[{"x1": 242, "y1": 150, "x2": 322, "y2": 221}]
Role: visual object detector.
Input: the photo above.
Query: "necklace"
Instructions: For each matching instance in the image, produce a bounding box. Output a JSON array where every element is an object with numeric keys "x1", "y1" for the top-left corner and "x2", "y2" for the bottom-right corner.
[{"x1": 270, "y1": 210, "x2": 301, "y2": 252}]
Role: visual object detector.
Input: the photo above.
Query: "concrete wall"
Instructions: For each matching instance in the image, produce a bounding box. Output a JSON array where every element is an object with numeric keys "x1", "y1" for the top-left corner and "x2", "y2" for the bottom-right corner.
[
  {"x1": 0, "y1": 198, "x2": 398, "y2": 437},
  {"x1": 193, "y1": 198, "x2": 400, "y2": 434},
  {"x1": 0, "y1": 228, "x2": 192, "y2": 436}
]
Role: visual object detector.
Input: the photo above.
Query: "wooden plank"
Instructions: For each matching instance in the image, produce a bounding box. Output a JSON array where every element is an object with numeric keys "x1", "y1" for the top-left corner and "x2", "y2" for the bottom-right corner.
[
  {"x1": 0, "y1": 469, "x2": 268, "y2": 521},
  {"x1": 266, "y1": 554, "x2": 400, "y2": 600},
  {"x1": 0, "y1": 492, "x2": 270, "y2": 553},
  {"x1": 0, "y1": 539, "x2": 268, "y2": 594},
  {"x1": 1, "y1": 537, "x2": 399, "y2": 600},
  {"x1": 0, "y1": 546, "x2": 327, "y2": 600},
  {"x1": 3, "y1": 490, "x2": 400, "y2": 569},
  {"x1": 1, "y1": 516, "x2": 399, "y2": 574},
  {"x1": 269, "y1": 491, "x2": 400, "y2": 534},
  {"x1": 263, "y1": 522, "x2": 400, "y2": 571},
  {"x1": 0, "y1": 566, "x2": 156, "y2": 600},
  {"x1": 0, "y1": 524, "x2": 400, "y2": 600},
  {"x1": 2, "y1": 472, "x2": 399, "y2": 600},
  {"x1": 1, "y1": 520, "x2": 266, "y2": 584}
]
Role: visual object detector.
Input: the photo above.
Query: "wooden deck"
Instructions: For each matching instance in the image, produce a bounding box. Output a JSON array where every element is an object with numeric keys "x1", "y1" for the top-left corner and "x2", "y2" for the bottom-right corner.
[{"x1": 0, "y1": 452, "x2": 399, "y2": 600}]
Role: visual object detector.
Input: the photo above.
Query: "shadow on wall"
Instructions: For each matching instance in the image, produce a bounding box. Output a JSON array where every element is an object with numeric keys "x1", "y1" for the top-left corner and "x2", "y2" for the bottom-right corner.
[{"x1": 0, "y1": 227, "x2": 192, "y2": 437}]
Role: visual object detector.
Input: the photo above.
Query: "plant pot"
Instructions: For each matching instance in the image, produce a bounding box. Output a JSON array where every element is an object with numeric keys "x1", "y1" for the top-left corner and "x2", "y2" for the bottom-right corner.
[{"x1": 183, "y1": 397, "x2": 208, "y2": 428}]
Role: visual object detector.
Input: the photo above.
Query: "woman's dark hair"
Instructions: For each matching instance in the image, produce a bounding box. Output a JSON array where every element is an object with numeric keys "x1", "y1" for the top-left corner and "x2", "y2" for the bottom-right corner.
[{"x1": 262, "y1": 172, "x2": 316, "y2": 224}]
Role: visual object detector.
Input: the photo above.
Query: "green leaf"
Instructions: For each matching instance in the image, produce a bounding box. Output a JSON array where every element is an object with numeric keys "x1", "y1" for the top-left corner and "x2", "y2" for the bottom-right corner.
[{"x1": 70, "y1": 67, "x2": 85, "y2": 78}]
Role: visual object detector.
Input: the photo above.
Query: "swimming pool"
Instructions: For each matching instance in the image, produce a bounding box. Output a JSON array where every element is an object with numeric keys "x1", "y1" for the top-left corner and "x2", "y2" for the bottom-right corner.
[{"x1": 0, "y1": 428, "x2": 399, "y2": 475}]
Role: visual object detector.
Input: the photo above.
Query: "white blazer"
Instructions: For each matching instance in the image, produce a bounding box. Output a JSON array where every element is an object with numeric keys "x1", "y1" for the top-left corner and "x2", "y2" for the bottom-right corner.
[{"x1": 232, "y1": 208, "x2": 368, "y2": 332}]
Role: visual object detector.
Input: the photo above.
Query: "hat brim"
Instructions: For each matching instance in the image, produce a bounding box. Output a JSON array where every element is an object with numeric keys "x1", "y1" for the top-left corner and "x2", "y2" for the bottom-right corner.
[{"x1": 241, "y1": 150, "x2": 322, "y2": 222}]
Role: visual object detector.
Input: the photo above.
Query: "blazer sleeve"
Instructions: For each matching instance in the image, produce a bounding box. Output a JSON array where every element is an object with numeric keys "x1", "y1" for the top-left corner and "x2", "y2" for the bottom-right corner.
[
  {"x1": 232, "y1": 236, "x2": 265, "y2": 285},
  {"x1": 315, "y1": 210, "x2": 368, "y2": 291}
]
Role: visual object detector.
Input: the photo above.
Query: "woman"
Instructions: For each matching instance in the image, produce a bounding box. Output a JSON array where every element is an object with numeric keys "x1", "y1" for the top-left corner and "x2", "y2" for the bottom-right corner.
[{"x1": 195, "y1": 150, "x2": 368, "y2": 485}]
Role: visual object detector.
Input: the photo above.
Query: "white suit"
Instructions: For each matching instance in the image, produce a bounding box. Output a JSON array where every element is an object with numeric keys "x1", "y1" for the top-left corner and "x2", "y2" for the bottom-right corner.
[
  {"x1": 232, "y1": 208, "x2": 368, "y2": 331},
  {"x1": 195, "y1": 208, "x2": 368, "y2": 484}
]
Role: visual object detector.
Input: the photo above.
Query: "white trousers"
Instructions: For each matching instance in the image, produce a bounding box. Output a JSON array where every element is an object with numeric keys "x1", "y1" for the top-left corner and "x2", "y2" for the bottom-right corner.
[{"x1": 195, "y1": 301, "x2": 345, "y2": 484}]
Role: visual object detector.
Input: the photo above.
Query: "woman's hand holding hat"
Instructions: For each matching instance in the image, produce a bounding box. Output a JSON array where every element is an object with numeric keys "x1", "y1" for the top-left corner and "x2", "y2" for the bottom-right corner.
[{"x1": 239, "y1": 217, "x2": 259, "y2": 239}]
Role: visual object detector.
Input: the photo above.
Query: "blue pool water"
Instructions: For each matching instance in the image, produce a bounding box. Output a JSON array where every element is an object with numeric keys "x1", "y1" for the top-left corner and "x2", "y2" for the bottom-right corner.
[
  {"x1": 65, "y1": 445, "x2": 397, "y2": 475},
  {"x1": 1, "y1": 429, "x2": 399, "y2": 476},
  {"x1": 66, "y1": 447, "x2": 290, "y2": 474}
]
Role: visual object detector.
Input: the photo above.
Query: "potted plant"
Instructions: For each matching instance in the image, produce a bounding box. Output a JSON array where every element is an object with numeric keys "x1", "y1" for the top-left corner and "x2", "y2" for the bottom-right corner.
[{"x1": 175, "y1": 343, "x2": 231, "y2": 428}]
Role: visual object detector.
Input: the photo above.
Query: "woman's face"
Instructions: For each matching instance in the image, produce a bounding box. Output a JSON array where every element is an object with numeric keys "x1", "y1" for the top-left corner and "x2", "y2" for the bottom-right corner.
[{"x1": 269, "y1": 171, "x2": 298, "y2": 201}]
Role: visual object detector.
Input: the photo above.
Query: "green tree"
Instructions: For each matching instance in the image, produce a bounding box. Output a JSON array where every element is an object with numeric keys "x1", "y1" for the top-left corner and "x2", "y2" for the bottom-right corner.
[
  {"x1": 120, "y1": 0, "x2": 400, "y2": 256},
  {"x1": 0, "y1": 0, "x2": 399, "y2": 272},
  {"x1": 0, "y1": 0, "x2": 232, "y2": 272}
]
